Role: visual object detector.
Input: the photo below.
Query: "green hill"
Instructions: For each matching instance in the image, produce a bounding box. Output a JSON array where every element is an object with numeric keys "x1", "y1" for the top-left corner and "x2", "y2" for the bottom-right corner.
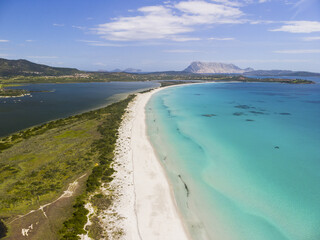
[{"x1": 0, "y1": 58, "x2": 81, "y2": 77}]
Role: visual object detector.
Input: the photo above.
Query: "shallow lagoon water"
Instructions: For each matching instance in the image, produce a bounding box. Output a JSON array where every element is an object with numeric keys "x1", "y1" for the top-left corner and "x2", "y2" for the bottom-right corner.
[
  {"x1": 0, "y1": 81, "x2": 157, "y2": 137},
  {"x1": 147, "y1": 80, "x2": 320, "y2": 240}
]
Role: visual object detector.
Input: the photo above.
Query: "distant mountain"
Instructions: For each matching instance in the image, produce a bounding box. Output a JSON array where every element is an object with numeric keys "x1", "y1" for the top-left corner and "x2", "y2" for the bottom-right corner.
[
  {"x1": 0, "y1": 58, "x2": 80, "y2": 77},
  {"x1": 183, "y1": 61, "x2": 320, "y2": 76},
  {"x1": 110, "y1": 68, "x2": 123, "y2": 73},
  {"x1": 244, "y1": 70, "x2": 320, "y2": 77},
  {"x1": 184, "y1": 61, "x2": 254, "y2": 74},
  {"x1": 123, "y1": 68, "x2": 142, "y2": 73},
  {"x1": 110, "y1": 68, "x2": 142, "y2": 73},
  {"x1": 288, "y1": 71, "x2": 320, "y2": 77}
]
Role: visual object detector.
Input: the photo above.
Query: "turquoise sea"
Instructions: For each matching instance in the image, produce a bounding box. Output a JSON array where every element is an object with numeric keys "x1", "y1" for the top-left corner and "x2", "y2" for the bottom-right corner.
[{"x1": 146, "y1": 80, "x2": 320, "y2": 240}]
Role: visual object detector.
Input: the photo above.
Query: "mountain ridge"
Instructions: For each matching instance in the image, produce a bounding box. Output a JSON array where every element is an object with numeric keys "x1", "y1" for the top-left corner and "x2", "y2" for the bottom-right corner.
[
  {"x1": 0, "y1": 58, "x2": 319, "y2": 78},
  {"x1": 183, "y1": 61, "x2": 320, "y2": 76},
  {"x1": 184, "y1": 61, "x2": 254, "y2": 74},
  {"x1": 110, "y1": 68, "x2": 142, "y2": 73},
  {"x1": 0, "y1": 58, "x2": 81, "y2": 77}
]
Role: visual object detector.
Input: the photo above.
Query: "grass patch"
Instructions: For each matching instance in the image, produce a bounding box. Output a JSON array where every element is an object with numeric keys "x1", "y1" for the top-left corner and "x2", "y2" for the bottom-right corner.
[{"x1": 0, "y1": 120, "x2": 99, "y2": 216}]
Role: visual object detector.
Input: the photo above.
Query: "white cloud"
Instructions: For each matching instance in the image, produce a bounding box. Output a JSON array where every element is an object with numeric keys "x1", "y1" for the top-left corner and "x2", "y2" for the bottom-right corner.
[
  {"x1": 175, "y1": 1, "x2": 242, "y2": 18},
  {"x1": 25, "y1": 40, "x2": 35, "y2": 42},
  {"x1": 0, "y1": 40, "x2": 9, "y2": 43},
  {"x1": 0, "y1": 53, "x2": 9, "y2": 57},
  {"x1": 292, "y1": 0, "x2": 311, "y2": 17},
  {"x1": 77, "y1": 40, "x2": 100, "y2": 43},
  {"x1": 93, "y1": 1, "x2": 244, "y2": 41},
  {"x1": 94, "y1": 6, "x2": 190, "y2": 41},
  {"x1": 53, "y1": 23, "x2": 65, "y2": 27},
  {"x1": 208, "y1": 37, "x2": 235, "y2": 40},
  {"x1": 211, "y1": 0, "x2": 268, "y2": 7},
  {"x1": 171, "y1": 37, "x2": 201, "y2": 41},
  {"x1": 274, "y1": 49, "x2": 320, "y2": 54},
  {"x1": 27, "y1": 56, "x2": 59, "y2": 59},
  {"x1": 93, "y1": 62, "x2": 108, "y2": 66},
  {"x1": 77, "y1": 40, "x2": 126, "y2": 47},
  {"x1": 211, "y1": 0, "x2": 243, "y2": 7},
  {"x1": 72, "y1": 25, "x2": 86, "y2": 30},
  {"x1": 271, "y1": 21, "x2": 320, "y2": 33},
  {"x1": 232, "y1": 59, "x2": 310, "y2": 63},
  {"x1": 164, "y1": 49, "x2": 199, "y2": 53},
  {"x1": 250, "y1": 20, "x2": 275, "y2": 24},
  {"x1": 302, "y1": 36, "x2": 320, "y2": 41},
  {"x1": 88, "y1": 42, "x2": 126, "y2": 47}
]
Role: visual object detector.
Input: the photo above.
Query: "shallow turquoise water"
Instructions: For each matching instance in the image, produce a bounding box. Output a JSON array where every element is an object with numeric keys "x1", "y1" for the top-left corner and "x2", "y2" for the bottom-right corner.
[{"x1": 146, "y1": 82, "x2": 320, "y2": 240}]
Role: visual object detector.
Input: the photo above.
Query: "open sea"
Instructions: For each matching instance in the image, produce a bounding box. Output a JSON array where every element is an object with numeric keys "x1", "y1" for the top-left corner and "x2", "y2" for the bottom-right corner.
[
  {"x1": 146, "y1": 78, "x2": 320, "y2": 240},
  {"x1": 0, "y1": 81, "x2": 157, "y2": 137}
]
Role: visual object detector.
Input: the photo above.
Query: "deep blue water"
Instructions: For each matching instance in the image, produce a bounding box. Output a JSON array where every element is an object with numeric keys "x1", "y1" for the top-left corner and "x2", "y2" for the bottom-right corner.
[
  {"x1": 147, "y1": 79, "x2": 320, "y2": 240},
  {"x1": 0, "y1": 81, "x2": 157, "y2": 137}
]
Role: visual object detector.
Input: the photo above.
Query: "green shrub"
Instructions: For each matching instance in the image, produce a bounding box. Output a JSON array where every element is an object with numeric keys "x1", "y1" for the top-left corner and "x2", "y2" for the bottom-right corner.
[
  {"x1": 59, "y1": 95, "x2": 134, "y2": 238},
  {"x1": 59, "y1": 195, "x2": 89, "y2": 239}
]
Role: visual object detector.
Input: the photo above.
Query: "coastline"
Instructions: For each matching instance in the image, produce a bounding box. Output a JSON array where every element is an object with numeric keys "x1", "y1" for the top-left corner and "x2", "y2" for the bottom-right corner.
[
  {"x1": 137, "y1": 81, "x2": 320, "y2": 240},
  {"x1": 101, "y1": 87, "x2": 190, "y2": 239},
  {"x1": 0, "y1": 93, "x2": 31, "y2": 98}
]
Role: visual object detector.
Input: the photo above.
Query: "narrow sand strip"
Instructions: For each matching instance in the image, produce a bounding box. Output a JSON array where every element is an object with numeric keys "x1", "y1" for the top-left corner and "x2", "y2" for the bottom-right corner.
[
  {"x1": 132, "y1": 89, "x2": 189, "y2": 239},
  {"x1": 103, "y1": 88, "x2": 189, "y2": 239}
]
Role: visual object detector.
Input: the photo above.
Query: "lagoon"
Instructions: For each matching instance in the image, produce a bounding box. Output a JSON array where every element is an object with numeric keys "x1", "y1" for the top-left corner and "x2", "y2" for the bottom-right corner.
[{"x1": 0, "y1": 81, "x2": 157, "y2": 137}]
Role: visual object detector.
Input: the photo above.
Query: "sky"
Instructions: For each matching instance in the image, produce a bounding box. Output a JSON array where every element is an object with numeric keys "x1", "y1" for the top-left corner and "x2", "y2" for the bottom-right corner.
[{"x1": 0, "y1": 0, "x2": 319, "y2": 72}]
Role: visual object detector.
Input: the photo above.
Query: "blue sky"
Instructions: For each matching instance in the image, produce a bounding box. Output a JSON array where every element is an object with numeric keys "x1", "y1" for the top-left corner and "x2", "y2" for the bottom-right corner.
[{"x1": 0, "y1": 0, "x2": 319, "y2": 72}]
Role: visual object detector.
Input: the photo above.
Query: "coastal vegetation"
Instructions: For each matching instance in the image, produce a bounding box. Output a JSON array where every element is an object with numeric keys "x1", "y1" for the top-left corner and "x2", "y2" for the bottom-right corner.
[
  {"x1": 60, "y1": 96, "x2": 133, "y2": 239},
  {"x1": 0, "y1": 94, "x2": 134, "y2": 239},
  {"x1": 0, "y1": 83, "x2": 54, "y2": 98},
  {"x1": 0, "y1": 84, "x2": 29, "y2": 98},
  {"x1": 0, "y1": 58, "x2": 315, "y2": 85},
  {"x1": 0, "y1": 88, "x2": 28, "y2": 97},
  {"x1": 0, "y1": 72, "x2": 314, "y2": 85}
]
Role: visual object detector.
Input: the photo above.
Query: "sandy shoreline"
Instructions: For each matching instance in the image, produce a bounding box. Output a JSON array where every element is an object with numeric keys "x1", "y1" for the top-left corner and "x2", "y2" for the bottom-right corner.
[{"x1": 101, "y1": 87, "x2": 190, "y2": 239}]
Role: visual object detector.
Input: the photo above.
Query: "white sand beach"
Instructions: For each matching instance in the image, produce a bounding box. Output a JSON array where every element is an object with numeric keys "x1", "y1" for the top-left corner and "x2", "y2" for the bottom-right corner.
[{"x1": 101, "y1": 88, "x2": 189, "y2": 240}]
